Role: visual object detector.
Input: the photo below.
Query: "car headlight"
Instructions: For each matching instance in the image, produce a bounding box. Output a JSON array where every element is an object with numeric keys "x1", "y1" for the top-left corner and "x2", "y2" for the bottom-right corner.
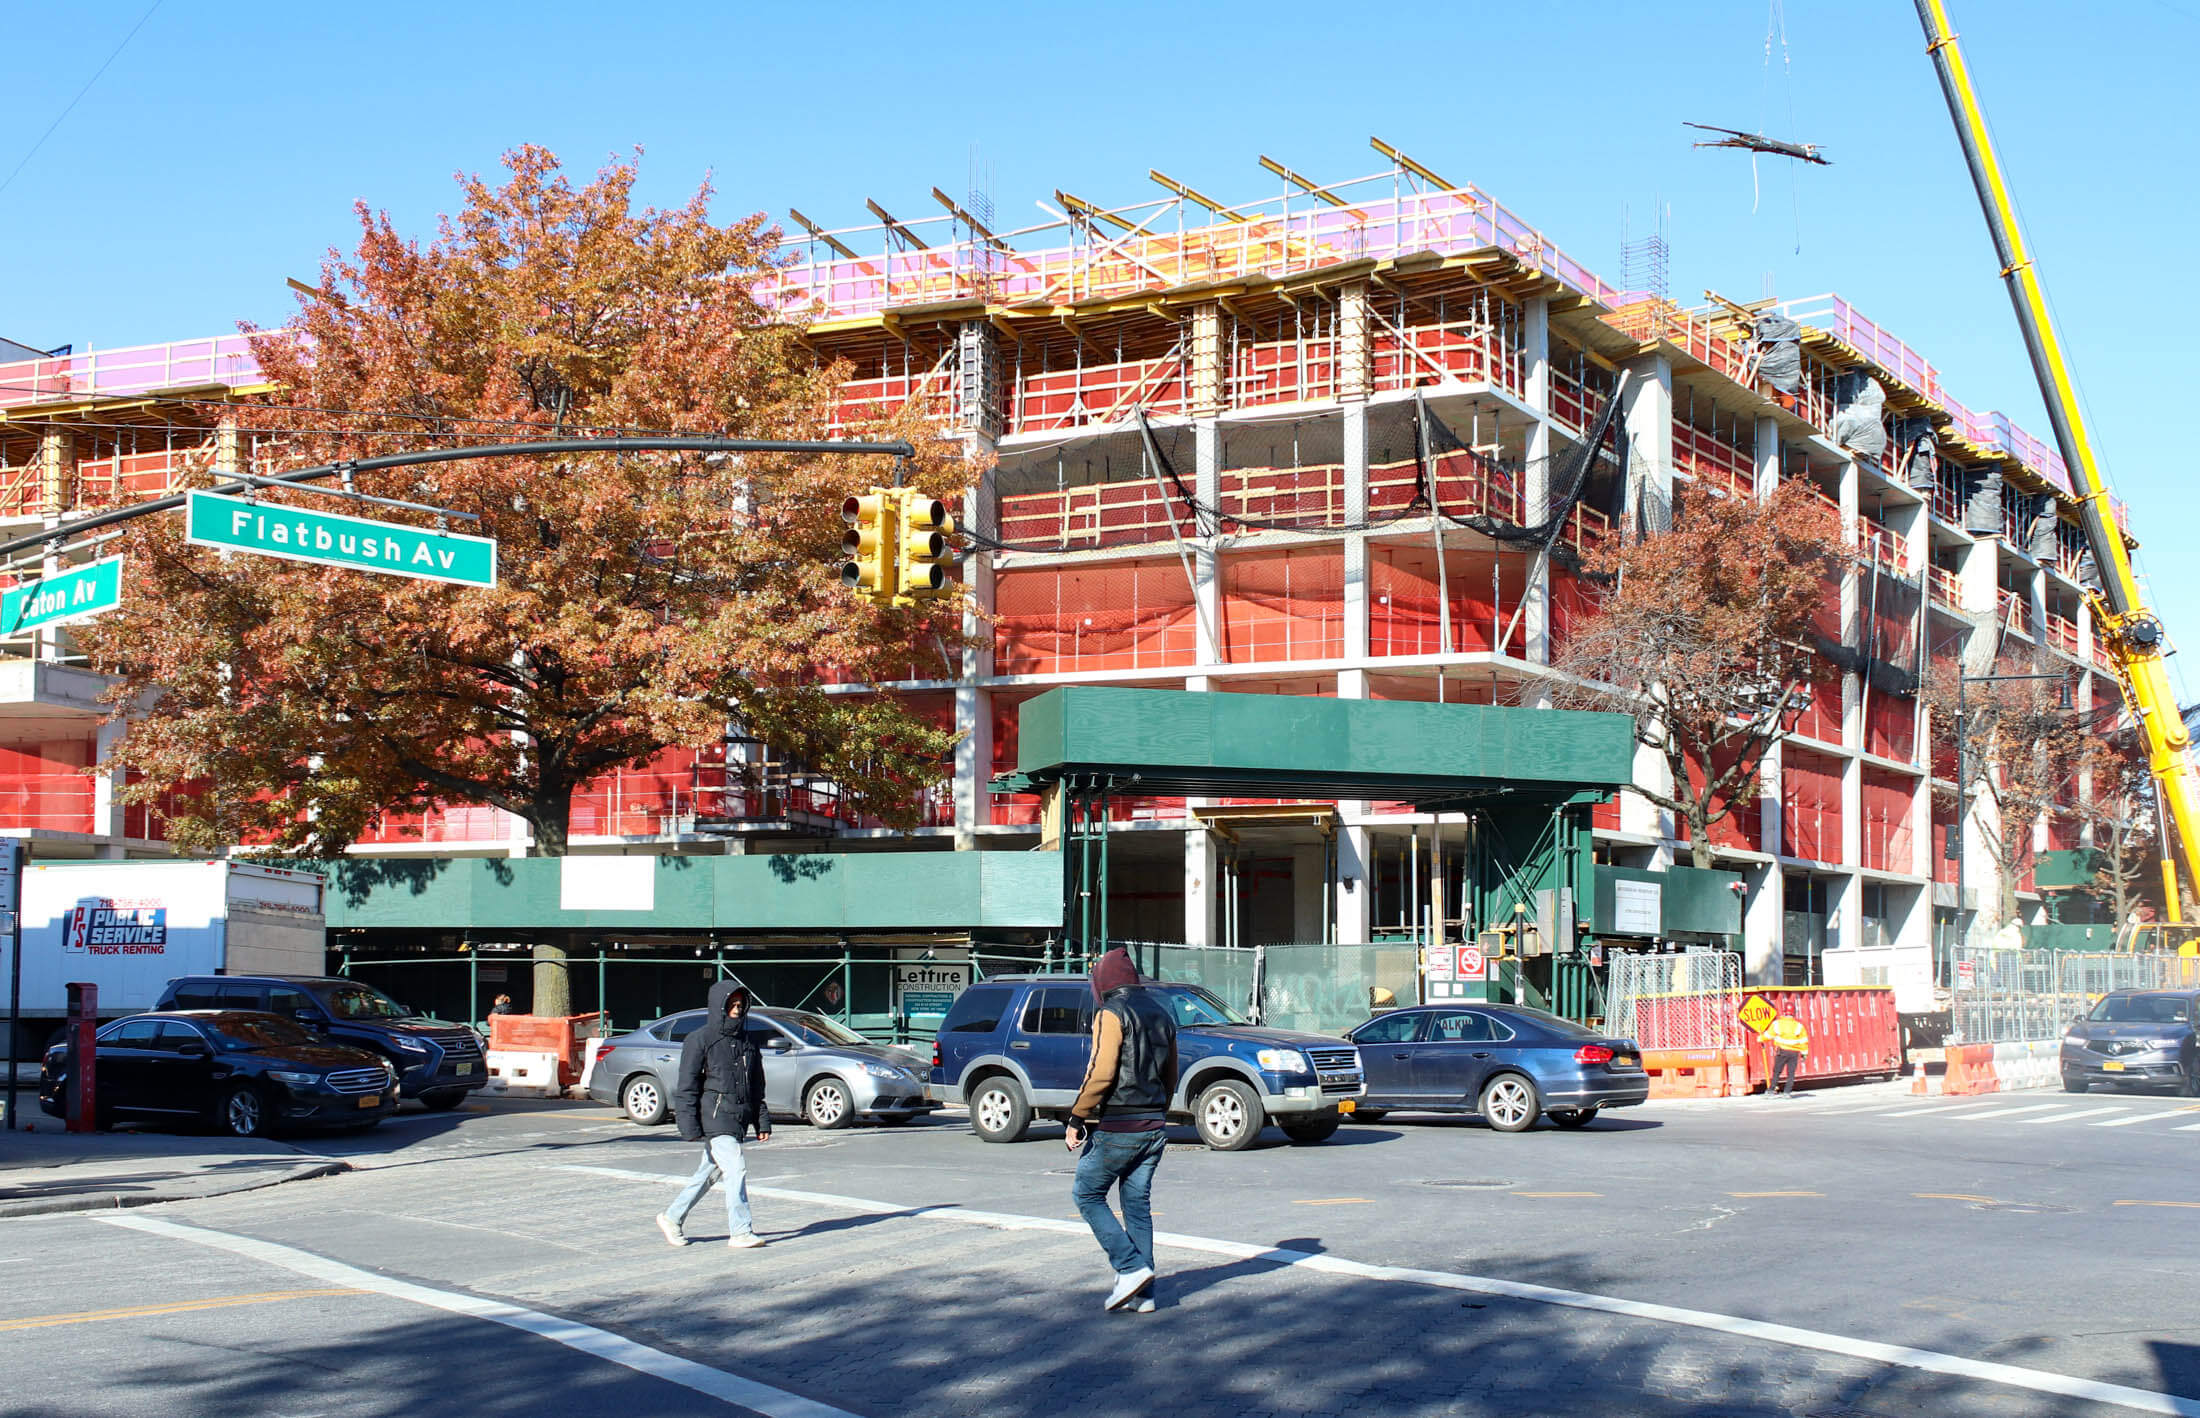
[
  {"x1": 267, "y1": 1070, "x2": 323, "y2": 1087},
  {"x1": 2151, "y1": 1038, "x2": 2186, "y2": 1051},
  {"x1": 1255, "y1": 1049, "x2": 1310, "y2": 1074},
  {"x1": 862, "y1": 1062, "x2": 908, "y2": 1080},
  {"x1": 391, "y1": 1037, "x2": 430, "y2": 1053},
  {"x1": 2063, "y1": 1030, "x2": 2088, "y2": 1044}
]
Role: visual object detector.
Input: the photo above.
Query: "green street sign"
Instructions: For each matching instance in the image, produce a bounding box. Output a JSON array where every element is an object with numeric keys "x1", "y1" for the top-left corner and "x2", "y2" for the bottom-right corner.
[
  {"x1": 185, "y1": 492, "x2": 497, "y2": 587},
  {"x1": 1, "y1": 555, "x2": 124, "y2": 634}
]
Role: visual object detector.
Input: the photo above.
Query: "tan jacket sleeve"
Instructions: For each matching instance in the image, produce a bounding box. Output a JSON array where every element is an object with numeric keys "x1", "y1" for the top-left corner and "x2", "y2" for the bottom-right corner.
[{"x1": 1071, "y1": 1009, "x2": 1123, "y2": 1123}]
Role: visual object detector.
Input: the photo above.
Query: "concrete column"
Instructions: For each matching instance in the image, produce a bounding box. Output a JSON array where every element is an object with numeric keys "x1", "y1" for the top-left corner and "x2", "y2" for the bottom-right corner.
[
  {"x1": 34, "y1": 430, "x2": 73, "y2": 662},
  {"x1": 1189, "y1": 304, "x2": 1224, "y2": 418},
  {"x1": 1627, "y1": 738, "x2": 1674, "y2": 862},
  {"x1": 1521, "y1": 297, "x2": 1552, "y2": 664},
  {"x1": 1342, "y1": 402, "x2": 1369, "y2": 662},
  {"x1": 1291, "y1": 842, "x2": 1327, "y2": 942},
  {"x1": 1753, "y1": 415, "x2": 1780, "y2": 502},
  {"x1": 92, "y1": 717, "x2": 126, "y2": 857},
  {"x1": 1744, "y1": 861, "x2": 1784, "y2": 986},
  {"x1": 2026, "y1": 565, "x2": 2049, "y2": 656},
  {"x1": 1619, "y1": 354, "x2": 1673, "y2": 531},
  {"x1": 1831, "y1": 872, "x2": 1861, "y2": 955},
  {"x1": 1184, "y1": 825, "x2": 1218, "y2": 946},
  {"x1": 1338, "y1": 282, "x2": 1370, "y2": 405},
  {"x1": 953, "y1": 426, "x2": 999, "y2": 849},
  {"x1": 1194, "y1": 418, "x2": 1222, "y2": 667},
  {"x1": 1335, "y1": 822, "x2": 1372, "y2": 944}
]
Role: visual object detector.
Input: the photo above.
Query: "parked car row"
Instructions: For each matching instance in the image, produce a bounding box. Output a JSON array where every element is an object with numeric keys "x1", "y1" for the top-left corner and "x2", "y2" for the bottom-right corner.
[
  {"x1": 588, "y1": 976, "x2": 1654, "y2": 1149},
  {"x1": 40, "y1": 973, "x2": 487, "y2": 1137}
]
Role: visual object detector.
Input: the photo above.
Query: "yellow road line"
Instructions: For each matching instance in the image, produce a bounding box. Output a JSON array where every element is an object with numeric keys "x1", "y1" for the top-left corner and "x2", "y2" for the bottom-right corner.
[
  {"x1": 1728, "y1": 1190, "x2": 1824, "y2": 1198},
  {"x1": 2112, "y1": 1200, "x2": 2200, "y2": 1209},
  {"x1": 1913, "y1": 1193, "x2": 1996, "y2": 1203},
  {"x1": 1512, "y1": 1191, "x2": 1602, "y2": 1198},
  {"x1": 0, "y1": 1287, "x2": 364, "y2": 1333},
  {"x1": 1290, "y1": 1197, "x2": 1372, "y2": 1206}
]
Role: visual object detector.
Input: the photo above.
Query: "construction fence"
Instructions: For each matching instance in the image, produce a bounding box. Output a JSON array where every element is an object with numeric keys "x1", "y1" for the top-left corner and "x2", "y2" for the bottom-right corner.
[
  {"x1": 1950, "y1": 946, "x2": 2200, "y2": 1046},
  {"x1": 1604, "y1": 950, "x2": 1745, "y2": 1050}
]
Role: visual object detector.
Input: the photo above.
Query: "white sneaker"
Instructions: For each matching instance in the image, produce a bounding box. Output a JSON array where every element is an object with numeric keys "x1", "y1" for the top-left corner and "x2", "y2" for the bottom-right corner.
[
  {"x1": 1133, "y1": 1293, "x2": 1156, "y2": 1313},
  {"x1": 1105, "y1": 1266, "x2": 1155, "y2": 1311},
  {"x1": 655, "y1": 1214, "x2": 687, "y2": 1247},
  {"x1": 727, "y1": 1233, "x2": 767, "y2": 1250}
]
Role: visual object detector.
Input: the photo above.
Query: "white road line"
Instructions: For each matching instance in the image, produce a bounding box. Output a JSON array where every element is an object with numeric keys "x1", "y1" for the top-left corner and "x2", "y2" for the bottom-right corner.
[
  {"x1": 1880, "y1": 1104, "x2": 2011, "y2": 1119},
  {"x1": 558, "y1": 1163, "x2": 2200, "y2": 1418},
  {"x1": 1953, "y1": 1103, "x2": 2068, "y2": 1122},
  {"x1": 2021, "y1": 1107, "x2": 2129, "y2": 1125},
  {"x1": 2177, "y1": 1123, "x2": 2200, "y2": 1132},
  {"x1": 94, "y1": 1214, "x2": 859, "y2": 1418},
  {"x1": 2095, "y1": 1112, "x2": 2184, "y2": 1128}
]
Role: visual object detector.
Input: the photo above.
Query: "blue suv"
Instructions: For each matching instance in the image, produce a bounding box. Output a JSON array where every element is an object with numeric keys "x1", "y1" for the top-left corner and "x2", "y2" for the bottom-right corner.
[{"x1": 928, "y1": 975, "x2": 1364, "y2": 1150}]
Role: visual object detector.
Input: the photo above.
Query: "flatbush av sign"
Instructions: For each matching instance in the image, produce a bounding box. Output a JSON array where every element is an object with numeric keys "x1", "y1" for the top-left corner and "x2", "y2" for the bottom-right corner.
[{"x1": 185, "y1": 492, "x2": 498, "y2": 588}]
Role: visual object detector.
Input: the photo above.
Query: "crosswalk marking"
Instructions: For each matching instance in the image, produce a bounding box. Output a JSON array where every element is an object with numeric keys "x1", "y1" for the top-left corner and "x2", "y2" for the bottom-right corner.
[
  {"x1": 2095, "y1": 1112, "x2": 2181, "y2": 1127},
  {"x1": 2019, "y1": 1107, "x2": 2128, "y2": 1124},
  {"x1": 1883, "y1": 1104, "x2": 2007, "y2": 1119},
  {"x1": 2176, "y1": 1123, "x2": 2200, "y2": 1132},
  {"x1": 1955, "y1": 1103, "x2": 2067, "y2": 1122}
]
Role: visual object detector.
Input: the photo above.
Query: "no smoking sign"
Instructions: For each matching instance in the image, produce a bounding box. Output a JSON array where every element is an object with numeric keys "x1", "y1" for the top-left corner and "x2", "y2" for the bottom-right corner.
[{"x1": 1454, "y1": 944, "x2": 1488, "y2": 982}]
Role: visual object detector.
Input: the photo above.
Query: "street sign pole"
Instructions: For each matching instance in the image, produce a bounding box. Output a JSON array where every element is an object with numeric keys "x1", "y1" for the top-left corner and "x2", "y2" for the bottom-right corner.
[{"x1": 2, "y1": 840, "x2": 24, "y2": 1129}]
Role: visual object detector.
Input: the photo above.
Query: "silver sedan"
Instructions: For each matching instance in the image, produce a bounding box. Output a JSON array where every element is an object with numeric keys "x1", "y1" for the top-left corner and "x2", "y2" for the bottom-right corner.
[{"x1": 586, "y1": 1006, "x2": 935, "y2": 1130}]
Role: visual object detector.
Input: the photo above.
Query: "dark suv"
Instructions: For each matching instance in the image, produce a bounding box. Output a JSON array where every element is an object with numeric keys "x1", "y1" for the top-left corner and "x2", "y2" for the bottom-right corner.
[
  {"x1": 2060, "y1": 989, "x2": 2200, "y2": 1095},
  {"x1": 928, "y1": 975, "x2": 1363, "y2": 1151},
  {"x1": 155, "y1": 975, "x2": 486, "y2": 1109}
]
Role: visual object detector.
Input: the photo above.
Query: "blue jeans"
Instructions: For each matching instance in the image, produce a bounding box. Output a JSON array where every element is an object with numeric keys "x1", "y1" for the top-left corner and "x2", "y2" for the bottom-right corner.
[
  {"x1": 666, "y1": 1134, "x2": 753, "y2": 1237},
  {"x1": 1072, "y1": 1129, "x2": 1165, "y2": 1276}
]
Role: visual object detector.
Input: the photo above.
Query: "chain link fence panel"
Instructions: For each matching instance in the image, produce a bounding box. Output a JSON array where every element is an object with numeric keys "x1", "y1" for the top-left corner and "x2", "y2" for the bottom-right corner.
[
  {"x1": 1604, "y1": 950, "x2": 1743, "y2": 1051},
  {"x1": 1952, "y1": 947, "x2": 2200, "y2": 1044}
]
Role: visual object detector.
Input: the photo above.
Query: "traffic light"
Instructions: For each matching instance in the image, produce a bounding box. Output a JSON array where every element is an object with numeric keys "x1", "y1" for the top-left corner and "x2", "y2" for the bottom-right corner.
[
  {"x1": 894, "y1": 491, "x2": 954, "y2": 605},
  {"x1": 840, "y1": 490, "x2": 895, "y2": 601}
]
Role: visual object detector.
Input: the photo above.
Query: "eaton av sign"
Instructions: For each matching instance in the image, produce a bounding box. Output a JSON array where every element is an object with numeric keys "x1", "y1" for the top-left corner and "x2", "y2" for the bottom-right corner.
[{"x1": 185, "y1": 492, "x2": 497, "y2": 587}]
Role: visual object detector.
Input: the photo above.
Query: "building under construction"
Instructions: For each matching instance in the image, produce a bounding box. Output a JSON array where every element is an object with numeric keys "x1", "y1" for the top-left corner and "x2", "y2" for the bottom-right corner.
[{"x1": 0, "y1": 144, "x2": 2140, "y2": 1008}]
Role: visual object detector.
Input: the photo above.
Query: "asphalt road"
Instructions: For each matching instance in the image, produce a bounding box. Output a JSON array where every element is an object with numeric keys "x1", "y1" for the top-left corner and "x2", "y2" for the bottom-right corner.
[{"x1": 1, "y1": 1085, "x2": 2196, "y2": 1418}]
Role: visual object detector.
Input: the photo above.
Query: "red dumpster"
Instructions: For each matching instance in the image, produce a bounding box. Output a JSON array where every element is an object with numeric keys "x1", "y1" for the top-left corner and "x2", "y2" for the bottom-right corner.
[
  {"x1": 1743, "y1": 986, "x2": 1901, "y2": 1091},
  {"x1": 488, "y1": 1013, "x2": 604, "y2": 1086}
]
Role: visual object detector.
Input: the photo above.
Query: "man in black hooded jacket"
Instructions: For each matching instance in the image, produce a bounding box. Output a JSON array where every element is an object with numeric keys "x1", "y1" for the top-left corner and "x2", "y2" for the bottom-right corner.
[{"x1": 659, "y1": 979, "x2": 771, "y2": 1249}]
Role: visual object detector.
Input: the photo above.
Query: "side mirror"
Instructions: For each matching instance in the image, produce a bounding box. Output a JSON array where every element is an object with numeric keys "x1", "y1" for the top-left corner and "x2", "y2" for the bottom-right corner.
[{"x1": 764, "y1": 1036, "x2": 794, "y2": 1052}]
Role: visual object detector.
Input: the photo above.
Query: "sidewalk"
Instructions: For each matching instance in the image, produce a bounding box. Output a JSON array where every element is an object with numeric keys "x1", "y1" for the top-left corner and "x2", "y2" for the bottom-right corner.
[{"x1": 0, "y1": 1122, "x2": 347, "y2": 1218}]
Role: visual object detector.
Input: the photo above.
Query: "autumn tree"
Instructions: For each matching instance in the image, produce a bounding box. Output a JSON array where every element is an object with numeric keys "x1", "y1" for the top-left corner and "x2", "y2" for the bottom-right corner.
[
  {"x1": 2077, "y1": 731, "x2": 2157, "y2": 925},
  {"x1": 1923, "y1": 657, "x2": 2088, "y2": 929},
  {"x1": 1549, "y1": 481, "x2": 1844, "y2": 868},
  {"x1": 84, "y1": 148, "x2": 970, "y2": 863}
]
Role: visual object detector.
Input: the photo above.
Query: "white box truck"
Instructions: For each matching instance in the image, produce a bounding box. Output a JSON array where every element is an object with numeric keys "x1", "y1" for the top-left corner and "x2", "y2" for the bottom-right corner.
[{"x1": 7, "y1": 861, "x2": 325, "y2": 1044}]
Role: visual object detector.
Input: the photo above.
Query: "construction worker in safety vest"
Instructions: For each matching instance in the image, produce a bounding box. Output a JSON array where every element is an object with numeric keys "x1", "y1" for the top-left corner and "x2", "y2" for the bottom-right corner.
[{"x1": 1766, "y1": 1012, "x2": 1810, "y2": 1097}]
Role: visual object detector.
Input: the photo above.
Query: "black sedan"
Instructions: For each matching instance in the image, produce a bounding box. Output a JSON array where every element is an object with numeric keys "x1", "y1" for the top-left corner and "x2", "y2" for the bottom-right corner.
[
  {"x1": 2060, "y1": 989, "x2": 2199, "y2": 1095},
  {"x1": 1344, "y1": 1003, "x2": 1648, "y2": 1131},
  {"x1": 41, "y1": 1010, "x2": 399, "y2": 1137}
]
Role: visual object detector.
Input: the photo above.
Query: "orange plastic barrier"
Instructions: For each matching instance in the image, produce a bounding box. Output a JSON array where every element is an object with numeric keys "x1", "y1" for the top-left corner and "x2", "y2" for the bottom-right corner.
[
  {"x1": 1940, "y1": 1043, "x2": 2001, "y2": 1096},
  {"x1": 1642, "y1": 1048, "x2": 1746, "y2": 1098},
  {"x1": 488, "y1": 1014, "x2": 603, "y2": 1085}
]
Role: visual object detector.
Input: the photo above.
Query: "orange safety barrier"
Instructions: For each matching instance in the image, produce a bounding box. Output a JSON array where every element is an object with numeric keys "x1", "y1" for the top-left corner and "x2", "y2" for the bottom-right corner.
[
  {"x1": 1939, "y1": 1043, "x2": 2001, "y2": 1096},
  {"x1": 488, "y1": 1013, "x2": 604, "y2": 1086},
  {"x1": 1641, "y1": 1048, "x2": 1746, "y2": 1099}
]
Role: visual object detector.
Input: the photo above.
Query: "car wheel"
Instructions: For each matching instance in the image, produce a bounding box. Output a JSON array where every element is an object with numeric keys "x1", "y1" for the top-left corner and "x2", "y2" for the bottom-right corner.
[
  {"x1": 1549, "y1": 1106, "x2": 1600, "y2": 1129},
  {"x1": 622, "y1": 1074, "x2": 669, "y2": 1126},
  {"x1": 1279, "y1": 1113, "x2": 1341, "y2": 1144},
  {"x1": 220, "y1": 1084, "x2": 267, "y2": 1138},
  {"x1": 2062, "y1": 1073, "x2": 2089, "y2": 1093},
  {"x1": 804, "y1": 1077, "x2": 854, "y2": 1130},
  {"x1": 1347, "y1": 1108, "x2": 1388, "y2": 1123},
  {"x1": 1195, "y1": 1078, "x2": 1265, "y2": 1151},
  {"x1": 419, "y1": 1089, "x2": 468, "y2": 1112},
  {"x1": 2182, "y1": 1066, "x2": 2200, "y2": 1099},
  {"x1": 1479, "y1": 1074, "x2": 1541, "y2": 1133},
  {"x1": 969, "y1": 1077, "x2": 1031, "y2": 1143}
]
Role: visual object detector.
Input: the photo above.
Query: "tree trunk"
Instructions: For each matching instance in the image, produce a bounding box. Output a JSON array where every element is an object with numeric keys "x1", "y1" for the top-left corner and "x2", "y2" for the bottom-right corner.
[
  {"x1": 527, "y1": 781, "x2": 573, "y2": 858},
  {"x1": 532, "y1": 941, "x2": 571, "y2": 1018},
  {"x1": 1688, "y1": 812, "x2": 1716, "y2": 869}
]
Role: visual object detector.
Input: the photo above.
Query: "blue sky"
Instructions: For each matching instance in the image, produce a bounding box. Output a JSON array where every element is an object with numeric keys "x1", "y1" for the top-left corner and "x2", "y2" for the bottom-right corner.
[{"x1": 4, "y1": 1, "x2": 2195, "y2": 686}]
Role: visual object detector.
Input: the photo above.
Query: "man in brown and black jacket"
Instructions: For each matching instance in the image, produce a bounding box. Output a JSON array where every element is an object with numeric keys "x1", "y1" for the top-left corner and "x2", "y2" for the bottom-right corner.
[{"x1": 1067, "y1": 947, "x2": 1178, "y2": 1313}]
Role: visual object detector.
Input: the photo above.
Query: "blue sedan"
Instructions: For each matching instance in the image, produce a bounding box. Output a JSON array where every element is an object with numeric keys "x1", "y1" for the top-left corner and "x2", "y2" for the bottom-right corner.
[{"x1": 1344, "y1": 1004, "x2": 1648, "y2": 1131}]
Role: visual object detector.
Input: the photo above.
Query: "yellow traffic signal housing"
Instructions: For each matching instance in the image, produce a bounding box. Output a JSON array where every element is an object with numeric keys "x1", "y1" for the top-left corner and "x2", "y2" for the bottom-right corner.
[
  {"x1": 895, "y1": 491, "x2": 954, "y2": 604},
  {"x1": 840, "y1": 490, "x2": 896, "y2": 601}
]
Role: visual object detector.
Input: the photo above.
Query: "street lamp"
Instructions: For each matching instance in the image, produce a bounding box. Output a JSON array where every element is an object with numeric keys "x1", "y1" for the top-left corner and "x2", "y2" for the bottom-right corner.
[{"x1": 1946, "y1": 669, "x2": 2074, "y2": 951}]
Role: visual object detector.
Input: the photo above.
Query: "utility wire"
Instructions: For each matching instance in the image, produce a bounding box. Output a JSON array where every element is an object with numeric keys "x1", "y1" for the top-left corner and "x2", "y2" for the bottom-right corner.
[{"x1": 0, "y1": 0, "x2": 165, "y2": 201}]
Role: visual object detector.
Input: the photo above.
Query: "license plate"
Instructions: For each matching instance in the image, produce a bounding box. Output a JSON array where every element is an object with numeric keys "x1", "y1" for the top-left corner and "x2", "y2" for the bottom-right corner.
[
  {"x1": 2103, "y1": 1060, "x2": 2126, "y2": 1072},
  {"x1": 1337, "y1": 1099, "x2": 1356, "y2": 1114},
  {"x1": 454, "y1": 1062, "x2": 474, "y2": 1075},
  {"x1": 1615, "y1": 1056, "x2": 1637, "y2": 1068},
  {"x1": 357, "y1": 1095, "x2": 381, "y2": 1108}
]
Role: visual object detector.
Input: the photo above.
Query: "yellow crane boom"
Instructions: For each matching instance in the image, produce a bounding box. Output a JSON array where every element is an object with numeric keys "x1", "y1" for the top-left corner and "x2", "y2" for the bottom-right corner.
[{"x1": 1916, "y1": 0, "x2": 2200, "y2": 926}]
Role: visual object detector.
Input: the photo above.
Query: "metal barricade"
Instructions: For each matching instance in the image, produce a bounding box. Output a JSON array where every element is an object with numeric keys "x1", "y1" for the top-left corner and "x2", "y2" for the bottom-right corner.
[
  {"x1": 1951, "y1": 947, "x2": 2200, "y2": 1044},
  {"x1": 1605, "y1": 950, "x2": 1742, "y2": 1051}
]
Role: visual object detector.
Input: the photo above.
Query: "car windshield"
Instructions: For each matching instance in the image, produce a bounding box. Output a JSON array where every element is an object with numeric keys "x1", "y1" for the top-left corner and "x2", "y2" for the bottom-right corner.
[
  {"x1": 2088, "y1": 994, "x2": 2193, "y2": 1024},
  {"x1": 207, "y1": 1015, "x2": 314, "y2": 1050},
  {"x1": 778, "y1": 1012, "x2": 869, "y2": 1047},
  {"x1": 315, "y1": 983, "x2": 411, "y2": 1020},
  {"x1": 1153, "y1": 985, "x2": 1248, "y2": 1027}
]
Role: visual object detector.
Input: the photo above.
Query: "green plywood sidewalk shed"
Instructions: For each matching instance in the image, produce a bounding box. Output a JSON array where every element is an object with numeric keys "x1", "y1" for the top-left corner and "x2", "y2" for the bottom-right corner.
[
  {"x1": 996, "y1": 686, "x2": 1634, "y2": 807},
  {"x1": 319, "y1": 851, "x2": 1064, "y2": 934}
]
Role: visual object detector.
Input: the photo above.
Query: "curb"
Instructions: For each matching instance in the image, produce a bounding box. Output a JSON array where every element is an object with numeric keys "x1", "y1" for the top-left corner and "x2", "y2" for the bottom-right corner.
[{"x1": 0, "y1": 1159, "x2": 350, "y2": 1219}]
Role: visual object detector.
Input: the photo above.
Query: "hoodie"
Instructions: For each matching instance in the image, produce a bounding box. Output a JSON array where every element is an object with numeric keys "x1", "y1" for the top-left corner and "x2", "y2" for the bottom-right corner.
[{"x1": 673, "y1": 979, "x2": 770, "y2": 1141}]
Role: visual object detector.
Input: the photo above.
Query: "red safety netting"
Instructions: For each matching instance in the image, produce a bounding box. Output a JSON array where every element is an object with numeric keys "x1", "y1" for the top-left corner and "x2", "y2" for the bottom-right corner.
[
  {"x1": 1932, "y1": 797, "x2": 1960, "y2": 886},
  {"x1": 1680, "y1": 745, "x2": 1762, "y2": 853},
  {"x1": 0, "y1": 739, "x2": 95, "y2": 832},
  {"x1": 1788, "y1": 662, "x2": 1844, "y2": 745},
  {"x1": 1221, "y1": 548, "x2": 1343, "y2": 663},
  {"x1": 1549, "y1": 565, "x2": 1604, "y2": 658},
  {"x1": 1864, "y1": 691, "x2": 1918, "y2": 763},
  {"x1": 1782, "y1": 748, "x2": 1844, "y2": 863},
  {"x1": 1859, "y1": 768, "x2": 1917, "y2": 873},
  {"x1": 994, "y1": 561, "x2": 1199, "y2": 674},
  {"x1": 1369, "y1": 545, "x2": 1529, "y2": 655}
]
